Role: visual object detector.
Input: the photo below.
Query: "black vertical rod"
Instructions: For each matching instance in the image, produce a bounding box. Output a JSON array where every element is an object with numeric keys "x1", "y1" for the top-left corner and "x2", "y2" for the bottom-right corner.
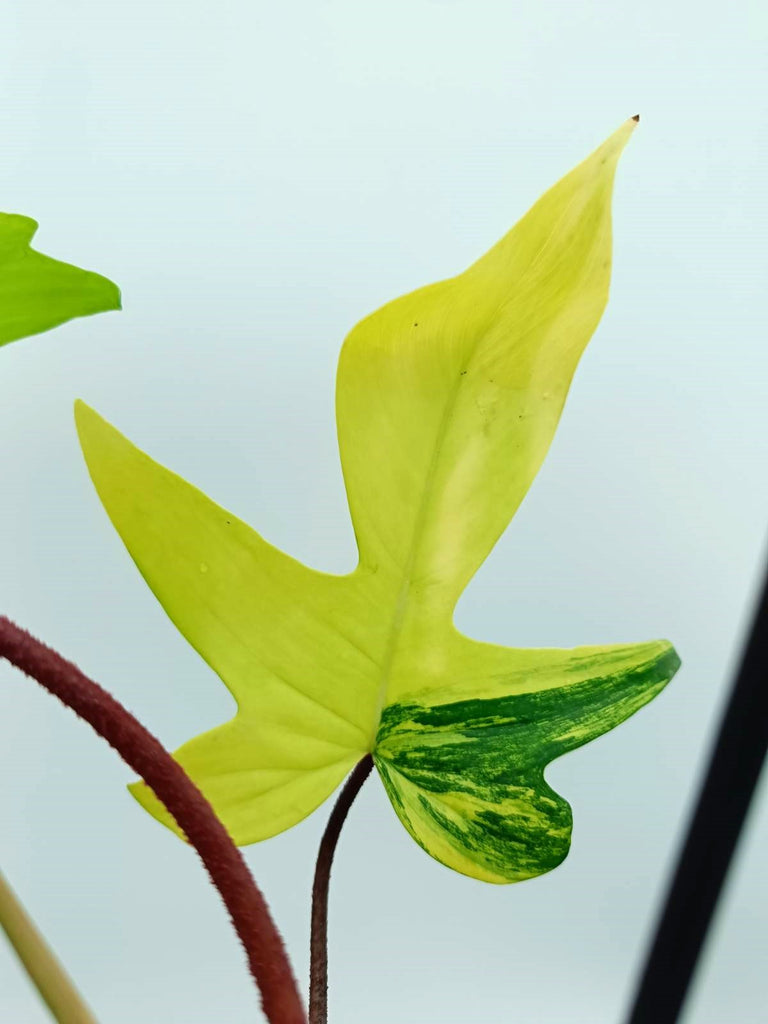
[{"x1": 625, "y1": 552, "x2": 768, "y2": 1024}]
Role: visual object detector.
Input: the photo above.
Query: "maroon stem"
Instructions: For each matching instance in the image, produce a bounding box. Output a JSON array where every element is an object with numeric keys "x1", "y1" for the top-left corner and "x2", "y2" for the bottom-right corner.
[
  {"x1": 309, "y1": 754, "x2": 373, "y2": 1024},
  {"x1": 0, "y1": 616, "x2": 306, "y2": 1024}
]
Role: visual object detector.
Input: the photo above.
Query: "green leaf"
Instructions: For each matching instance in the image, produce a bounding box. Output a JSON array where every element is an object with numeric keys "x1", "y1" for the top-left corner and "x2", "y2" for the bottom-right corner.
[
  {"x1": 76, "y1": 119, "x2": 680, "y2": 882},
  {"x1": 337, "y1": 117, "x2": 635, "y2": 611},
  {"x1": 74, "y1": 399, "x2": 368, "y2": 841},
  {"x1": 1, "y1": 213, "x2": 120, "y2": 349},
  {"x1": 375, "y1": 640, "x2": 679, "y2": 882}
]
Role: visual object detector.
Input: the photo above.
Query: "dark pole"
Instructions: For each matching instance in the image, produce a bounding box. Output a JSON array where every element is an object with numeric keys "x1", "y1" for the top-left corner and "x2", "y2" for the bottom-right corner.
[{"x1": 625, "y1": 551, "x2": 768, "y2": 1024}]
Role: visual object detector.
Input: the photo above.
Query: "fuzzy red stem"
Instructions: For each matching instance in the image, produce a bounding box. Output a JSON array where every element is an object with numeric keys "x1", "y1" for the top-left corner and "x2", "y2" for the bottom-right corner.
[{"x1": 0, "y1": 616, "x2": 306, "y2": 1024}]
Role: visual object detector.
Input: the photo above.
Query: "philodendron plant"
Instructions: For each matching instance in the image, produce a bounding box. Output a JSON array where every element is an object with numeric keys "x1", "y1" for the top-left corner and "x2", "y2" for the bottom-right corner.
[{"x1": 1, "y1": 117, "x2": 680, "y2": 1024}]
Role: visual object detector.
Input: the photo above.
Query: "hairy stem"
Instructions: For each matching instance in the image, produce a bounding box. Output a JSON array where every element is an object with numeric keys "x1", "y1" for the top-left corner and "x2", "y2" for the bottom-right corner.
[
  {"x1": 0, "y1": 868, "x2": 99, "y2": 1024},
  {"x1": 309, "y1": 754, "x2": 374, "y2": 1024},
  {"x1": 0, "y1": 616, "x2": 306, "y2": 1024}
]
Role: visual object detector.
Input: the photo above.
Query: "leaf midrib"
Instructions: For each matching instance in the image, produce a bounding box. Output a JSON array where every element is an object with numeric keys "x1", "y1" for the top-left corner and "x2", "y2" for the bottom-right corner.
[
  {"x1": 366, "y1": 184, "x2": 598, "y2": 749},
  {"x1": 370, "y1": 367, "x2": 466, "y2": 743}
]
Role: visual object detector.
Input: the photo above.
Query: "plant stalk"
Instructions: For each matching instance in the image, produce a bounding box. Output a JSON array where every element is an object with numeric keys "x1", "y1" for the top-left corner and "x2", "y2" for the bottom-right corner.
[
  {"x1": 309, "y1": 754, "x2": 374, "y2": 1024},
  {"x1": 625, "y1": 554, "x2": 768, "y2": 1024},
  {"x1": 0, "y1": 868, "x2": 99, "y2": 1024},
  {"x1": 0, "y1": 616, "x2": 306, "y2": 1024}
]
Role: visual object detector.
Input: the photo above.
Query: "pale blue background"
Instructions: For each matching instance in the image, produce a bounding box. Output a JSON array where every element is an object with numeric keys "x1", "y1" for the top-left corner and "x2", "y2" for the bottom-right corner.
[{"x1": 1, "y1": 1, "x2": 767, "y2": 1021}]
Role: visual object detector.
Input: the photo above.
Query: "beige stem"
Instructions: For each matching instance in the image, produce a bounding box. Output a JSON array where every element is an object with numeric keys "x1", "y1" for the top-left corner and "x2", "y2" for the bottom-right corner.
[{"x1": 0, "y1": 868, "x2": 99, "y2": 1024}]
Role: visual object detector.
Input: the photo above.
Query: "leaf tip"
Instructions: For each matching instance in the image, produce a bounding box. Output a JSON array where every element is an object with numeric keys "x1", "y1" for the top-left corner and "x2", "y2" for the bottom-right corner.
[
  {"x1": 73, "y1": 399, "x2": 101, "y2": 446},
  {"x1": 83, "y1": 270, "x2": 122, "y2": 317},
  {"x1": 105, "y1": 278, "x2": 123, "y2": 313},
  {"x1": 660, "y1": 640, "x2": 682, "y2": 677}
]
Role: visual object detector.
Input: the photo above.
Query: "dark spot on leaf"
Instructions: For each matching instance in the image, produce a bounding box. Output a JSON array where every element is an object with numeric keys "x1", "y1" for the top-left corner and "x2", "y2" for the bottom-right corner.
[{"x1": 460, "y1": 370, "x2": 467, "y2": 376}]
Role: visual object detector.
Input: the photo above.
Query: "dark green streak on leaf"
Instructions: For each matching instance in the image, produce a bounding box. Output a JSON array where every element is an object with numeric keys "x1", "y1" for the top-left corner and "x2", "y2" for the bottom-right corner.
[{"x1": 374, "y1": 644, "x2": 679, "y2": 883}]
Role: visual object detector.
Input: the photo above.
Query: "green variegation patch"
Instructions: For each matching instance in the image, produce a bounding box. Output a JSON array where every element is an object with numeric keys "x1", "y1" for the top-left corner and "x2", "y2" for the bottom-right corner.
[
  {"x1": 76, "y1": 118, "x2": 680, "y2": 884},
  {"x1": 375, "y1": 642, "x2": 679, "y2": 882}
]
